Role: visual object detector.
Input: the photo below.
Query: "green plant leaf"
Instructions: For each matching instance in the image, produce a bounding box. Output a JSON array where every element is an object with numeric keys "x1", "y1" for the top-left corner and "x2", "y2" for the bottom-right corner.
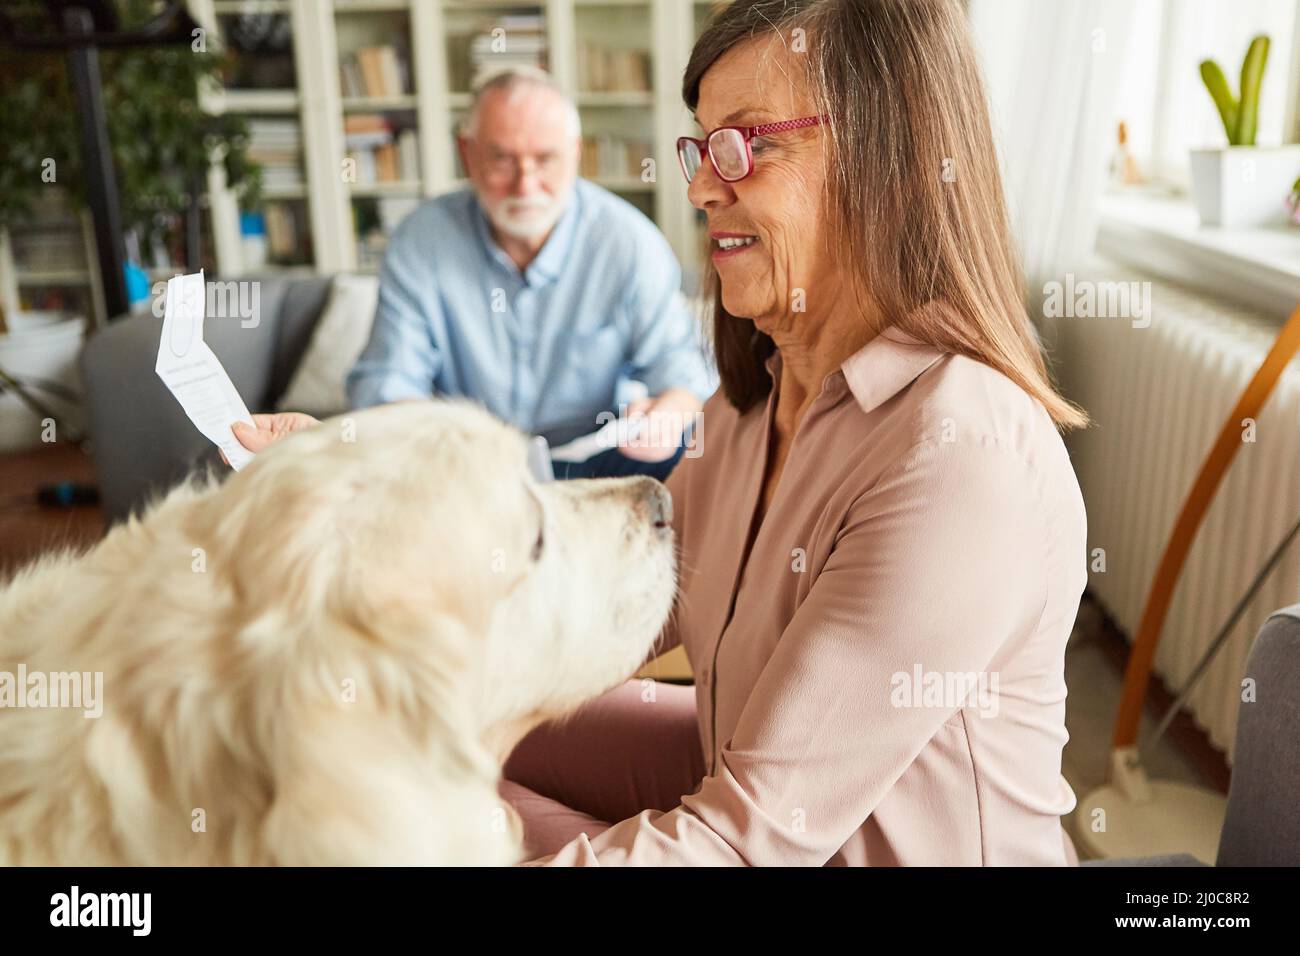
[
  {"x1": 1199, "y1": 59, "x2": 1239, "y2": 146},
  {"x1": 1236, "y1": 34, "x2": 1270, "y2": 147}
]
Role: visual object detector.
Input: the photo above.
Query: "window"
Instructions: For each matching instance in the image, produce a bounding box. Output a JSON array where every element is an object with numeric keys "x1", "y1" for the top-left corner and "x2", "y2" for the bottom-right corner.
[{"x1": 1114, "y1": 0, "x2": 1300, "y2": 187}]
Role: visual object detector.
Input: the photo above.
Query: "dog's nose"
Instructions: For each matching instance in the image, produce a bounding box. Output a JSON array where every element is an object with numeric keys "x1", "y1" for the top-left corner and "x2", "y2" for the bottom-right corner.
[{"x1": 639, "y1": 480, "x2": 673, "y2": 532}]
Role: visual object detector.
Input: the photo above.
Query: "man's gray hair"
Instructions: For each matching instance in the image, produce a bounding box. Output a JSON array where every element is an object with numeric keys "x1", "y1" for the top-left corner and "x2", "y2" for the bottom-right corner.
[{"x1": 460, "y1": 65, "x2": 581, "y2": 139}]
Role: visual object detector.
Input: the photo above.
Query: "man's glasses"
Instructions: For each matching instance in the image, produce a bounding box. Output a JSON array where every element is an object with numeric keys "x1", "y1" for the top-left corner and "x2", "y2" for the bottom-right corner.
[
  {"x1": 676, "y1": 115, "x2": 827, "y2": 184},
  {"x1": 477, "y1": 148, "x2": 563, "y2": 182}
]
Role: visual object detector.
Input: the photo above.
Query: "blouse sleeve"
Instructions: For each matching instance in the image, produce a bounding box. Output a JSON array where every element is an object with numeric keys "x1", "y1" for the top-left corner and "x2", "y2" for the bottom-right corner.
[{"x1": 532, "y1": 437, "x2": 1053, "y2": 866}]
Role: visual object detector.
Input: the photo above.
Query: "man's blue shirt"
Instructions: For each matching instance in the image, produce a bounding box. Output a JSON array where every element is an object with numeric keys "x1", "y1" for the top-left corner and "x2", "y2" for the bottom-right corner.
[{"x1": 347, "y1": 180, "x2": 715, "y2": 445}]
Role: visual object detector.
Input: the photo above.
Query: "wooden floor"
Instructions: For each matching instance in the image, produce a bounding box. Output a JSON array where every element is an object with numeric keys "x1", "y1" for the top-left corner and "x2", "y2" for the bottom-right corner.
[{"x1": 0, "y1": 442, "x2": 105, "y2": 580}]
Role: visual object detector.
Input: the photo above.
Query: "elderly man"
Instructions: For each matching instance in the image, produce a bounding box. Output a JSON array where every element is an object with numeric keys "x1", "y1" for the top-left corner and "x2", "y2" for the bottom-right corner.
[{"x1": 344, "y1": 66, "x2": 714, "y2": 478}]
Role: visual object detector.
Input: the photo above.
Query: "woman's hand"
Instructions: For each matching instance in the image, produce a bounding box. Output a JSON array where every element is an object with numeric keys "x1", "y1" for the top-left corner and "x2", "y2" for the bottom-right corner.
[
  {"x1": 220, "y1": 412, "x2": 320, "y2": 466},
  {"x1": 619, "y1": 388, "x2": 703, "y2": 463}
]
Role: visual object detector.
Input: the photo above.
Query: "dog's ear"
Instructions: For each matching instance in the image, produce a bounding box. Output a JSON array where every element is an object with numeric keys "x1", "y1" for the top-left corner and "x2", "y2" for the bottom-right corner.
[
  {"x1": 205, "y1": 456, "x2": 499, "y2": 643},
  {"x1": 199, "y1": 465, "x2": 369, "y2": 623},
  {"x1": 254, "y1": 610, "x2": 519, "y2": 866},
  {"x1": 259, "y1": 707, "x2": 518, "y2": 865}
]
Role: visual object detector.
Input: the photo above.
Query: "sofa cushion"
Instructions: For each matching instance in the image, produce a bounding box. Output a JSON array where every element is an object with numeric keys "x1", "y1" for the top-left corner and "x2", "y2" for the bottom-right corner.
[
  {"x1": 267, "y1": 276, "x2": 334, "y2": 407},
  {"x1": 275, "y1": 275, "x2": 379, "y2": 417}
]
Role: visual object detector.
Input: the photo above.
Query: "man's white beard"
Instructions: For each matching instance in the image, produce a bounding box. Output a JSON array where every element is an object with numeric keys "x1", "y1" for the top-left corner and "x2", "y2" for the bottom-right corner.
[{"x1": 484, "y1": 193, "x2": 567, "y2": 242}]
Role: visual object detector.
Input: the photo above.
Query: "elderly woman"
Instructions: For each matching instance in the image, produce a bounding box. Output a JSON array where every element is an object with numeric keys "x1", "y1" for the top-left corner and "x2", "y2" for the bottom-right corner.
[
  {"x1": 238, "y1": 0, "x2": 1088, "y2": 866},
  {"x1": 502, "y1": 0, "x2": 1087, "y2": 867}
]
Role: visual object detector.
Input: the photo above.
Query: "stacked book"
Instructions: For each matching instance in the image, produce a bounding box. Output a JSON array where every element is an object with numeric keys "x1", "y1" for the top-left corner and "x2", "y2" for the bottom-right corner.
[
  {"x1": 339, "y1": 45, "x2": 410, "y2": 98},
  {"x1": 576, "y1": 42, "x2": 651, "y2": 92},
  {"x1": 263, "y1": 203, "x2": 309, "y2": 264},
  {"x1": 10, "y1": 225, "x2": 85, "y2": 273},
  {"x1": 344, "y1": 114, "x2": 420, "y2": 185},
  {"x1": 246, "y1": 119, "x2": 303, "y2": 191},
  {"x1": 580, "y1": 136, "x2": 654, "y2": 180},
  {"x1": 465, "y1": 14, "x2": 546, "y2": 86}
]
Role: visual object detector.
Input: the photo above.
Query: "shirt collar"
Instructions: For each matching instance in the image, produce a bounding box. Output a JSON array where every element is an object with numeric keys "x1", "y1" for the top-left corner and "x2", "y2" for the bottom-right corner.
[
  {"x1": 471, "y1": 185, "x2": 581, "y2": 288},
  {"x1": 840, "y1": 323, "x2": 946, "y2": 414},
  {"x1": 762, "y1": 308, "x2": 948, "y2": 415}
]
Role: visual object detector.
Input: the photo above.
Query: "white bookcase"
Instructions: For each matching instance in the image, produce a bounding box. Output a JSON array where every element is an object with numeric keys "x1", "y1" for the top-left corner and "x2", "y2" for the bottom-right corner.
[
  {"x1": 191, "y1": 0, "x2": 721, "y2": 285},
  {"x1": 0, "y1": 197, "x2": 106, "y2": 328},
  {"x1": 0, "y1": 0, "x2": 722, "y2": 323}
]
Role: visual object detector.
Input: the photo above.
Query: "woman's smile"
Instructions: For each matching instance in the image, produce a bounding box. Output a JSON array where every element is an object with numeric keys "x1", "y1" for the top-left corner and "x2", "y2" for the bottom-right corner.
[{"x1": 710, "y1": 230, "x2": 761, "y2": 262}]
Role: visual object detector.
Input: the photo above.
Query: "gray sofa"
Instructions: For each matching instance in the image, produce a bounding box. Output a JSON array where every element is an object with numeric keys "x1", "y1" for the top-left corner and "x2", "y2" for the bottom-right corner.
[
  {"x1": 1215, "y1": 604, "x2": 1300, "y2": 865},
  {"x1": 1085, "y1": 604, "x2": 1300, "y2": 866},
  {"x1": 79, "y1": 275, "x2": 332, "y2": 524}
]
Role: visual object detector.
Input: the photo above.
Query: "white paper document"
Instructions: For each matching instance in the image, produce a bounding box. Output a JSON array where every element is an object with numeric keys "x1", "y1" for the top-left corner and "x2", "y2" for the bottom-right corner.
[
  {"x1": 549, "y1": 415, "x2": 648, "y2": 463},
  {"x1": 526, "y1": 435, "x2": 555, "y2": 482},
  {"x1": 155, "y1": 270, "x2": 256, "y2": 470}
]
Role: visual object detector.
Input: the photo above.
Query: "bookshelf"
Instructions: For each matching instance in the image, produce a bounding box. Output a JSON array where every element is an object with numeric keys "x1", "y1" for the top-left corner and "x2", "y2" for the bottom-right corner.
[
  {"x1": 0, "y1": 188, "x2": 185, "y2": 328},
  {"x1": 0, "y1": 0, "x2": 724, "y2": 320},
  {"x1": 193, "y1": 0, "x2": 351, "y2": 273},
  {"x1": 0, "y1": 194, "x2": 101, "y2": 327},
  {"x1": 192, "y1": 0, "x2": 718, "y2": 285}
]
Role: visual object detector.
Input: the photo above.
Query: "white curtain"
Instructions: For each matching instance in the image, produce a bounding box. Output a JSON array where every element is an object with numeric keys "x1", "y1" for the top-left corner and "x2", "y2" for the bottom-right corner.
[{"x1": 969, "y1": 0, "x2": 1138, "y2": 308}]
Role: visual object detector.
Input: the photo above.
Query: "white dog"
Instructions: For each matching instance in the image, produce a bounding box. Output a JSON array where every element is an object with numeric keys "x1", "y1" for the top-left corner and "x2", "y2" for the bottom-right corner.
[{"x1": 0, "y1": 401, "x2": 677, "y2": 865}]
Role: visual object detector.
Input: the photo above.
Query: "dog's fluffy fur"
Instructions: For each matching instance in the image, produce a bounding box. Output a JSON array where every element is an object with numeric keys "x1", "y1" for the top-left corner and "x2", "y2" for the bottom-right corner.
[{"x1": 0, "y1": 401, "x2": 676, "y2": 865}]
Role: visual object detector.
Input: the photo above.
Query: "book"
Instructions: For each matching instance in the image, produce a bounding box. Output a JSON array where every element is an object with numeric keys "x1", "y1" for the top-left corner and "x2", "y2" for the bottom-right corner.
[
  {"x1": 246, "y1": 118, "x2": 303, "y2": 190},
  {"x1": 577, "y1": 42, "x2": 651, "y2": 92},
  {"x1": 374, "y1": 142, "x2": 399, "y2": 183},
  {"x1": 342, "y1": 45, "x2": 411, "y2": 98},
  {"x1": 397, "y1": 129, "x2": 420, "y2": 181},
  {"x1": 357, "y1": 47, "x2": 387, "y2": 97},
  {"x1": 378, "y1": 46, "x2": 404, "y2": 96},
  {"x1": 580, "y1": 136, "x2": 654, "y2": 180}
]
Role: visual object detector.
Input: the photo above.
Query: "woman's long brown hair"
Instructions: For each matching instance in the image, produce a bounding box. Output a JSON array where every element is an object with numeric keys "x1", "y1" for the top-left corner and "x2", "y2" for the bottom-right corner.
[{"x1": 684, "y1": 0, "x2": 1087, "y2": 429}]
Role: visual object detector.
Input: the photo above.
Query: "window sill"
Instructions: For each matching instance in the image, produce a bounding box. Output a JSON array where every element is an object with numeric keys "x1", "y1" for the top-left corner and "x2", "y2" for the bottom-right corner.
[{"x1": 1096, "y1": 190, "x2": 1300, "y2": 319}]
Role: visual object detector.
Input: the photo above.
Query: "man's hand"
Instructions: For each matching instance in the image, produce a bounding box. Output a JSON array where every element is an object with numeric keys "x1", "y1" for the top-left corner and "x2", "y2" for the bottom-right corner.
[
  {"x1": 220, "y1": 412, "x2": 321, "y2": 466},
  {"x1": 619, "y1": 388, "x2": 703, "y2": 463}
]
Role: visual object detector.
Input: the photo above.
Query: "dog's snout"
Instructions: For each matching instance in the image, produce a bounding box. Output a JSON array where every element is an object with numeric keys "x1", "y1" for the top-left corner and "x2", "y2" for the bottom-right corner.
[
  {"x1": 634, "y1": 479, "x2": 673, "y2": 531},
  {"x1": 644, "y1": 478, "x2": 676, "y2": 530}
]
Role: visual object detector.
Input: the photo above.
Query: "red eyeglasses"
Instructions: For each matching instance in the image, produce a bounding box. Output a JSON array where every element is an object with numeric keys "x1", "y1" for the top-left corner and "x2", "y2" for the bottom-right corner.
[{"x1": 676, "y1": 115, "x2": 827, "y2": 183}]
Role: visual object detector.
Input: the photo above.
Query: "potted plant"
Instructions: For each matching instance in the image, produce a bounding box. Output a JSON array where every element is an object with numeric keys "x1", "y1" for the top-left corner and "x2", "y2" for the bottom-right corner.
[
  {"x1": 1190, "y1": 35, "x2": 1300, "y2": 228},
  {"x1": 0, "y1": 0, "x2": 260, "y2": 451}
]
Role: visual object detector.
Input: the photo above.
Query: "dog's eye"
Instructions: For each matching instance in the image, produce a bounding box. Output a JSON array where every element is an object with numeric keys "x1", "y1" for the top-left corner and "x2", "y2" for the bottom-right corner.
[{"x1": 531, "y1": 525, "x2": 545, "y2": 562}]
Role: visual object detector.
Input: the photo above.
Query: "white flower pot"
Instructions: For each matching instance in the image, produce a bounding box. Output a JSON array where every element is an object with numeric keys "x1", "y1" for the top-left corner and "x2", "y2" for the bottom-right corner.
[
  {"x1": 1188, "y1": 145, "x2": 1300, "y2": 228},
  {"x1": 0, "y1": 312, "x2": 86, "y2": 453}
]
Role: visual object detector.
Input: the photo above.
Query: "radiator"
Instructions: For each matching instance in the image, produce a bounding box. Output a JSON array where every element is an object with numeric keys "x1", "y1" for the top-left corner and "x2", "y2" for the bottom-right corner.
[{"x1": 1058, "y1": 260, "x2": 1300, "y2": 759}]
